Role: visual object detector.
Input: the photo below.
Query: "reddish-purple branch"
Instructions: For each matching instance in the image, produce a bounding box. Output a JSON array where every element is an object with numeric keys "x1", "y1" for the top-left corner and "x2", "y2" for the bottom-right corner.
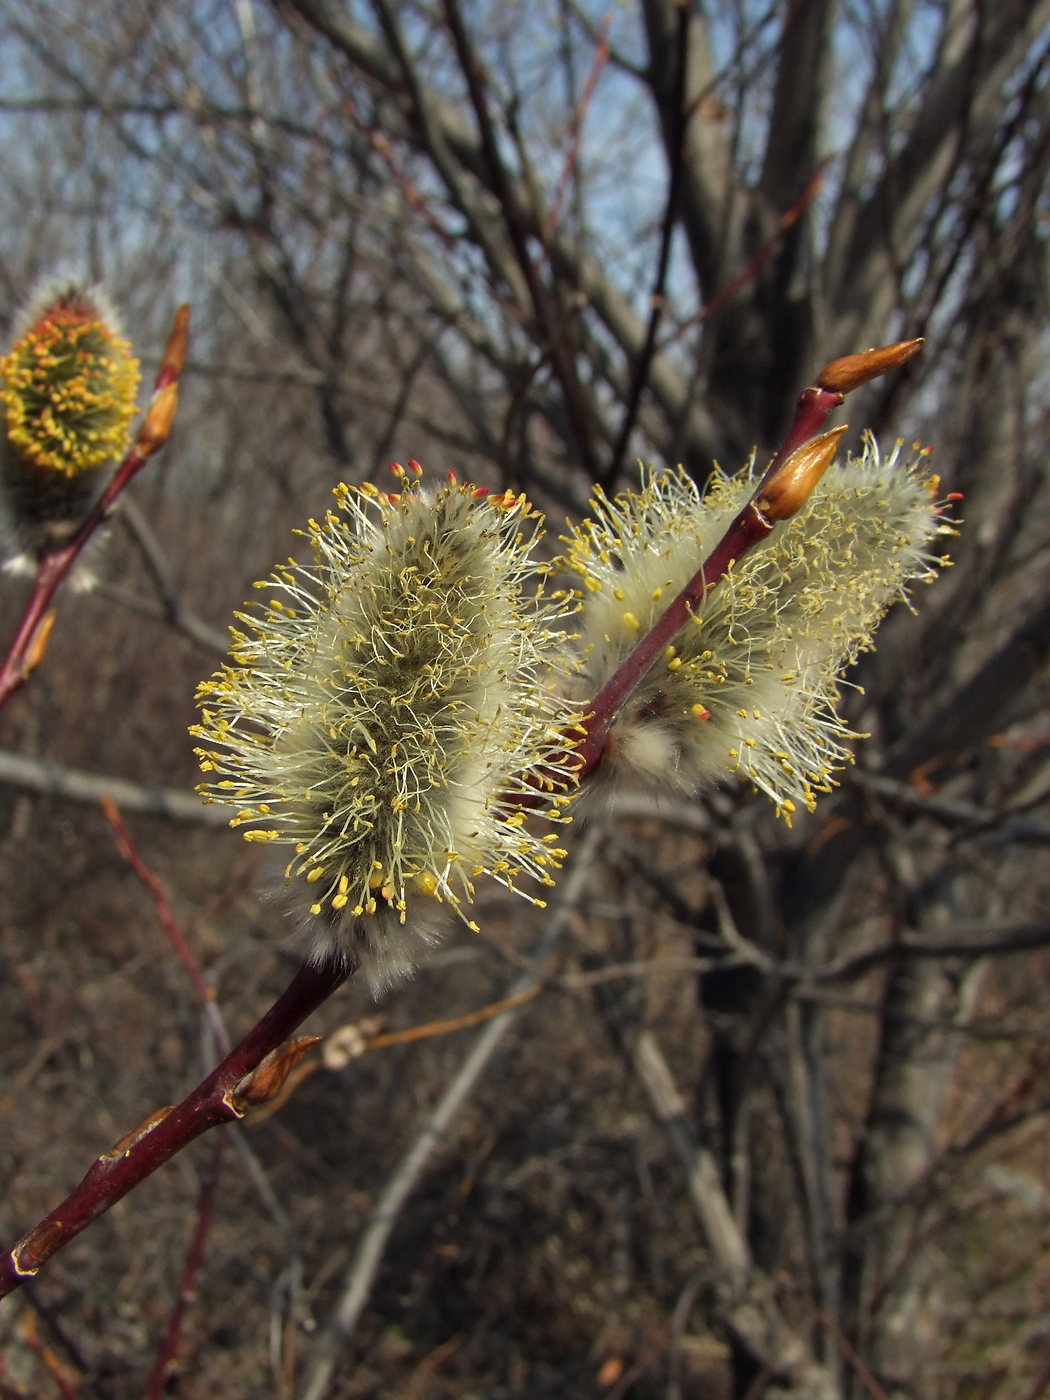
[
  {"x1": 0, "y1": 336, "x2": 921, "y2": 1300},
  {"x1": 0, "y1": 306, "x2": 190, "y2": 712},
  {"x1": 101, "y1": 798, "x2": 236, "y2": 1391},
  {"x1": 102, "y1": 798, "x2": 231, "y2": 1054},
  {"x1": 0, "y1": 958, "x2": 351, "y2": 1300},
  {"x1": 571, "y1": 498, "x2": 773, "y2": 774},
  {"x1": 144, "y1": 1128, "x2": 229, "y2": 1399}
]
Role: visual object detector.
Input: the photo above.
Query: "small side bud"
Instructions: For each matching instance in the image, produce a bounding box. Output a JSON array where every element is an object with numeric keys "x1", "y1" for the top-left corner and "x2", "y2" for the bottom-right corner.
[
  {"x1": 229, "y1": 1036, "x2": 322, "y2": 1113},
  {"x1": 322, "y1": 1020, "x2": 384, "y2": 1069},
  {"x1": 135, "y1": 382, "x2": 179, "y2": 455},
  {"x1": 157, "y1": 304, "x2": 190, "y2": 388},
  {"x1": 100, "y1": 1104, "x2": 174, "y2": 1161},
  {"x1": 22, "y1": 608, "x2": 56, "y2": 677},
  {"x1": 11, "y1": 1220, "x2": 64, "y2": 1276},
  {"x1": 816, "y1": 338, "x2": 924, "y2": 394},
  {"x1": 756, "y1": 426, "x2": 847, "y2": 522}
]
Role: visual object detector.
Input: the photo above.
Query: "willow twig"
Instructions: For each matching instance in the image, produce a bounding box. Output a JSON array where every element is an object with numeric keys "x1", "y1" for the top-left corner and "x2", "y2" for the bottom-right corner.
[
  {"x1": 144, "y1": 1130, "x2": 228, "y2": 1400},
  {"x1": 570, "y1": 338, "x2": 923, "y2": 778},
  {"x1": 101, "y1": 800, "x2": 234, "y2": 1396},
  {"x1": 0, "y1": 958, "x2": 350, "y2": 1300}
]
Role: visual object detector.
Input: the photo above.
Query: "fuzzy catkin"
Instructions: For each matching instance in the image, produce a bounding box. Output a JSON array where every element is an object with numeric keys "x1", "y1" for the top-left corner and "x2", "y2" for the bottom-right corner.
[
  {"x1": 193, "y1": 472, "x2": 582, "y2": 991},
  {"x1": 0, "y1": 277, "x2": 140, "y2": 564},
  {"x1": 559, "y1": 437, "x2": 947, "y2": 819}
]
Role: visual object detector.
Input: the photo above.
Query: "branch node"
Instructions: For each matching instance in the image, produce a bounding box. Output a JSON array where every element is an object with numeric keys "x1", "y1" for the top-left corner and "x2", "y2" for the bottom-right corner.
[
  {"x1": 230, "y1": 1035, "x2": 323, "y2": 1113},
  {"x1": 11, "y1": 1221, "x2": 64, "y2": 1276},
  {"x1": 100, "y1": 1105, "x2": 174, "y2": 1162}
]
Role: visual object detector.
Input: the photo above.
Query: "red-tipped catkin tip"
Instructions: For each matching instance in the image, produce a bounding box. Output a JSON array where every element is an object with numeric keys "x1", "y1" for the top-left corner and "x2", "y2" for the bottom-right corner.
[
  {"x1": 816, "y1": 338, "x2": 924, "y2": 394},
  {"x1": 407, "y1": 459, "x2": 423, "y2": 476},
  {"x1": 756, "y1": 425, "x2": 848, "y2": 523}
]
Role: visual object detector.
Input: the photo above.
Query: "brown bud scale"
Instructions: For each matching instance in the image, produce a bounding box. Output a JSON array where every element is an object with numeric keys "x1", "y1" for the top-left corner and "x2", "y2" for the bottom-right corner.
[{"x1": 816, "y1": 338, "x2": 924, "y2": 394}]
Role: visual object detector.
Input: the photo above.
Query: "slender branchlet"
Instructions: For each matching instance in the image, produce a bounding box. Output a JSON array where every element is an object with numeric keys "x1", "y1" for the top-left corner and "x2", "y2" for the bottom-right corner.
[
  {"x1": 0, "y1": 337, "x2": 942, "y2": 1301},
  {"x1": 559, "y1": 435, "x2": 950, "y2": 820},
  {"x1": 0, "y1": 277, "x2": 141, "y2": 564},
  {"x1": 193, "y1": 466, "x2": 585, "y2": 990}
]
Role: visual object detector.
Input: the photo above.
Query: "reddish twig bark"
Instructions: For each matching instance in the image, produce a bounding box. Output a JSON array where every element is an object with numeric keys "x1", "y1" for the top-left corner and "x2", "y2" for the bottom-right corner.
[
  {"x1": 21, "y1": 1314, "x2": 79, "y2": 1400},
  {"x1": 661, "y1": 163, "x2": 827, "y2": 348},
  {"x1": 0, "y1": 305, "x2": 190, "y2": 712},
  {"x1": 101, "y1": 797, "x2": 230, "y2": 1054},
  {"x1": 143, "y1": 1128, "x2": 229, "y2": 1400},
  {"x1": 99, "y1": 799, "x2": 234, "y2": 1394},
  {"x1": 0, "y1": 957, "x2": 351, "y2": 1300},
  {"x1": 542, "y1": 16, "x2": 611, "y2": 243}
]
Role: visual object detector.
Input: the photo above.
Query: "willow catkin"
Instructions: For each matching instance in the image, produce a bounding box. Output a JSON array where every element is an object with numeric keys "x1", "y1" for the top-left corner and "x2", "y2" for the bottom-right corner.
[
  {"x1": 193, "y1": 468, "x2": 582, "y2": 991},
  {"x1": 0, "y1": 276, "x2": 141, "y2": 564},
  {"x1": 559, "y1": 437, "x2": 948, "y2": 821}
]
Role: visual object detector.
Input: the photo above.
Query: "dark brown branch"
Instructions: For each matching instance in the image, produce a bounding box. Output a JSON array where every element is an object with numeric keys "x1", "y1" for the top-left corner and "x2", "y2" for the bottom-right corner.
[{"x1": 439, "y1": 0, "x2": 601, "y2": 477}]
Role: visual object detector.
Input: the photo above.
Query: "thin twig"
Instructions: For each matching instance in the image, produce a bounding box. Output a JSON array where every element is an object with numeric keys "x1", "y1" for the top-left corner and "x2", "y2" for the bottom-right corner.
[
  {"x1": 21, "y1": 1315, "x2": 79, "y2": 1400},
  {"x1": 118, "y1": 496, "x2": 229, "y2": 655},
  {"x1": 0, "y1": 958, "x2": 352, "y2": 1299},
  {"x1": 101, "y1": 798, "x2": 228, "y2": 1051},
  {"x1": 246, "y1": 985, "x2": 544, "y2": 1124},
  {"x1": 543, "y1": 15, "x2": 610, "y2": 242},
  {"x1": 100, "y1": 804, "x2": 297, "y2": 1396},
  {"x1": 0, "y1": 306, "x2": 190, "y2": 711},
  {"x1": 631, "y1": 1030, "x2": 837, "y2": 1399},
  {"x1": 143, "y1": 1129, "x2": 228, "y2": 1400},
  {"x1": 779, "y1": 1275, "x2": 890, "y2": 1400},
  {"x1": 299, "y1": 825, "x2": 606, "y2": 1400},
  {"x1": 600, "y1": 0, "x2": 691, "y2": 491},
  {"x1": 440, "y1": 0, "x2": 601, "y2": 477},
  {"x1": 660, "y1": 163, "x2": 827, "y2": 350}
]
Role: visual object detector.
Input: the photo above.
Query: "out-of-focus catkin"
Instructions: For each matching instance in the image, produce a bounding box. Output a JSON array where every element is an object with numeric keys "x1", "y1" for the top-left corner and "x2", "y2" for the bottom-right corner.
[
  {"x1": 559, "y1": 436, "x2": 949, "y2": 821},
  {"x1": 0, "y1": 277, "x2": 140, "y2": 564},
  {"x1": 193, "y1": 469, "x2": 583, "y2": 991}
]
